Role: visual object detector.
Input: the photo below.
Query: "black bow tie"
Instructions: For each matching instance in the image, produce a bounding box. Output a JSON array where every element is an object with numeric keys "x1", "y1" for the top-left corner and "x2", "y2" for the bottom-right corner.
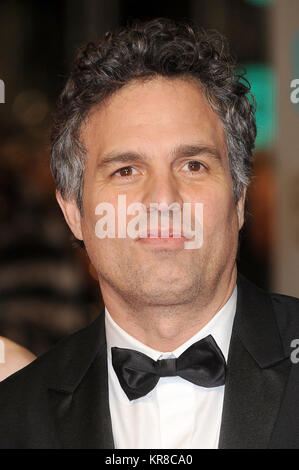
[{"x1": 111, "y1": 335, "x2": 226, "y2": 401}]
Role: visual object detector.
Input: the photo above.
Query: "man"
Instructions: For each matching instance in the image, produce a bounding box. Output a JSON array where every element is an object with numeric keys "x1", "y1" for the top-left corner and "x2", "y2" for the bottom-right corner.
[{"x1": 0, "y1": 18, "x2": 298, "y2": 449}]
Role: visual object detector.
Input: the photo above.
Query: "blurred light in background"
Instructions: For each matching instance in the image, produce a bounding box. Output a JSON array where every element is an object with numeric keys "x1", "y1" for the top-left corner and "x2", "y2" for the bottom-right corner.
[
  {"x1": 243, "y1": 64, "x2": 276, "y2": 149},
  {"x1": 245, "y1": 0, "x2": 275, "y2": 6},
  {"x1": 12, "y1": 90, "x2": 48, "y2": 127}
]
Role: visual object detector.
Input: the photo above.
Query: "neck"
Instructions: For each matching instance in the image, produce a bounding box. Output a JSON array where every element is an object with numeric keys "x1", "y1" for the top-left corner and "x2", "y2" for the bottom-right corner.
[{"x1": 100, "y1": 268, "x2": 237, "y2": 352}]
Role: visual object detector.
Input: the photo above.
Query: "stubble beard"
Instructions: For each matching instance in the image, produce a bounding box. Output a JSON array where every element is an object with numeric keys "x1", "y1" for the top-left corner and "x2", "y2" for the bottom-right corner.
[{"x1": 97, "y1": 247, "x2": 220, "y2": 317}]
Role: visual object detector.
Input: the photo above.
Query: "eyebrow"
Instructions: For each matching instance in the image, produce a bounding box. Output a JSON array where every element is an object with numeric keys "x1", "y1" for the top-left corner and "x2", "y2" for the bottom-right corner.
[
  {"x1": 97, "y1": 143, "x2": 222, "y2": 170},
  {"x1": 171, "y1": 143, "x2": 222, "y2": 162},
  {"x1": 97, "y1": 152, "x2": 150, "y2": 170}
]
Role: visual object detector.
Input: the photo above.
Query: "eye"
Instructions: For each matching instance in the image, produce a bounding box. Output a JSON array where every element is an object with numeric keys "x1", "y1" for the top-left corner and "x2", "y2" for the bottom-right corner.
[
  {"x1": 182, "y1": 160, "x2": 206, "y2": 173},
  {"x1": 112, "y1": 166, "x2": 138, "y2": 178}
]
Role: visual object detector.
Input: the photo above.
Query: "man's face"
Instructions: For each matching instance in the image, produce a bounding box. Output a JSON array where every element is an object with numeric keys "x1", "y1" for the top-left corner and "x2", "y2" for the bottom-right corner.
[{"x1": 61, "y1": 77, "x2": 245, "y2": 310}]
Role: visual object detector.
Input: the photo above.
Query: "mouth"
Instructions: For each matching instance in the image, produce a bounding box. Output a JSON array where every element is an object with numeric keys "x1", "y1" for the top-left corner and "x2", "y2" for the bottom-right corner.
[{"x1": 137, "y1": 228, "x2": 189, "y2": 249}]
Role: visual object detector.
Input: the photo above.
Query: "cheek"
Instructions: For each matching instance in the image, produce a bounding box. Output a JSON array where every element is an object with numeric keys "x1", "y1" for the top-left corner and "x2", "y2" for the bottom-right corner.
[
  {"x1": 80, "y1": 193, "x2": 134, "y2": 268},
  {"x1": 82, "y1": 183, "x2": 117, "y2": 237},
  {"x1": 81, "y1": 192, "x2": 113, "y2": 262},
  {"x1": 81, "y1": 201, "x2": 99, "y2": 243},
  {"x1": 201, "y1": 192, "x2": 238, "y2": 242}
]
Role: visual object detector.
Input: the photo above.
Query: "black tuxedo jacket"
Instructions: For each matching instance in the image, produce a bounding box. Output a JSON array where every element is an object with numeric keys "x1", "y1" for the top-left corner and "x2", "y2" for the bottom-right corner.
[{"x1": 0, "y1": 274, "x2": 299, "y2": 449}]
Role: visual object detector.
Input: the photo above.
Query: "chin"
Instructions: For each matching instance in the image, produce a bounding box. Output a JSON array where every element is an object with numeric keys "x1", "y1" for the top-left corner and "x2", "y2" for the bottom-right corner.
[{"x1": 143, "y1": 276, "x2": 199, "y2": 303}]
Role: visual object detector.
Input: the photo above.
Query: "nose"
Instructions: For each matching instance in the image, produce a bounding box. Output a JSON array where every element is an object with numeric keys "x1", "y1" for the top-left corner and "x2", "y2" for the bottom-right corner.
[{"x1": 141, "y1": 171, "x2": 184, "y2": 211}]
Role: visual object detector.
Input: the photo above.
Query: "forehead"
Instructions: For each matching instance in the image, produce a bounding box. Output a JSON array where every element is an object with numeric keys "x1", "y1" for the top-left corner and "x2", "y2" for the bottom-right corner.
[{"x1": 81, "y1": 77, "x2": 227, "y2": 162}]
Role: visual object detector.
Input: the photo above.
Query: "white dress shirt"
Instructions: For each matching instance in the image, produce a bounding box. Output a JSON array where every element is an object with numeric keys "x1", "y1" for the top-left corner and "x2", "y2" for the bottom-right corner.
[{"x1": 105, "y1": 286, "x2": 237, "y2": 449}]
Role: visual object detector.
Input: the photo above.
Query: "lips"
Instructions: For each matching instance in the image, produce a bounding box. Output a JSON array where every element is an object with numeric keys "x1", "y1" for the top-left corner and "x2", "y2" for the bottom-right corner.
[{"x1": 139, "y1": 228, "x2": 186, "y2": 239}]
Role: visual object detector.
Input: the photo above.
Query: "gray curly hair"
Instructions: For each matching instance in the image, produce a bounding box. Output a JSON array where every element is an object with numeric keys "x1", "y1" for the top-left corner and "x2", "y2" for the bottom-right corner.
[{"x1": 51, "y1": 17, "x2": 256, "y2": 212}]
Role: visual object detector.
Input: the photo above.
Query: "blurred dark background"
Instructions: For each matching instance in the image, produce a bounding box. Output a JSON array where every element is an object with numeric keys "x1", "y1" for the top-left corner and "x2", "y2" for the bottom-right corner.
[{"x1": 0, "y1": 0, "x2": 298, "y2": 356}]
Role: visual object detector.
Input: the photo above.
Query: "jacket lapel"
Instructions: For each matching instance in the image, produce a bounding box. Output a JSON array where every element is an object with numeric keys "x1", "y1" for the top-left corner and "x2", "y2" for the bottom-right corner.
[
  {"x1": 219, "y1": 275, "x2": 291, "y2": 448},
  {"x1": 47, "y1": 312, "x2": 114, "y2": 449}
]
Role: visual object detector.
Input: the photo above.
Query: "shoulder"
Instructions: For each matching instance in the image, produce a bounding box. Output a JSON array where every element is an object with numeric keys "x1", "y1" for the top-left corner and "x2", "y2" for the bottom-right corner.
[
  {"x1": 0, "y1": 312, "x2": 105, "y2": 396},
  {"x1": 268, "y1": 291, "x2": 299, "y2": 341},
  {"x1": 269, "y1": 291, "x2": 299, "y2": 311},
  {"x1": 0, "y1": 337, "x2": 36, "y2": 382},
  {"x1": 238, "y1": 273, "x2": 299, "y2": 314},
  {"x1": 238, "y1": 273, "x2": 299, "y2": 343}
]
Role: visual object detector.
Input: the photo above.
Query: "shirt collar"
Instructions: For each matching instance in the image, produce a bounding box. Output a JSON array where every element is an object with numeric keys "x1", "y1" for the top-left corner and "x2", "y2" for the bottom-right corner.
[{"x1": 105, "y1": 285, "x2": 237, "y2": 362}]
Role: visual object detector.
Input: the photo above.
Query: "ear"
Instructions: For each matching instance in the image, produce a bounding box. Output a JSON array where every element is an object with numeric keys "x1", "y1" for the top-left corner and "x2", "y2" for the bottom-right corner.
[
  {"x1": 236, "y1": 187, "x2": 247, "y2": 230},
  {"x1": 56, "y1": 190, "x2": 83, "y2": 240}
]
